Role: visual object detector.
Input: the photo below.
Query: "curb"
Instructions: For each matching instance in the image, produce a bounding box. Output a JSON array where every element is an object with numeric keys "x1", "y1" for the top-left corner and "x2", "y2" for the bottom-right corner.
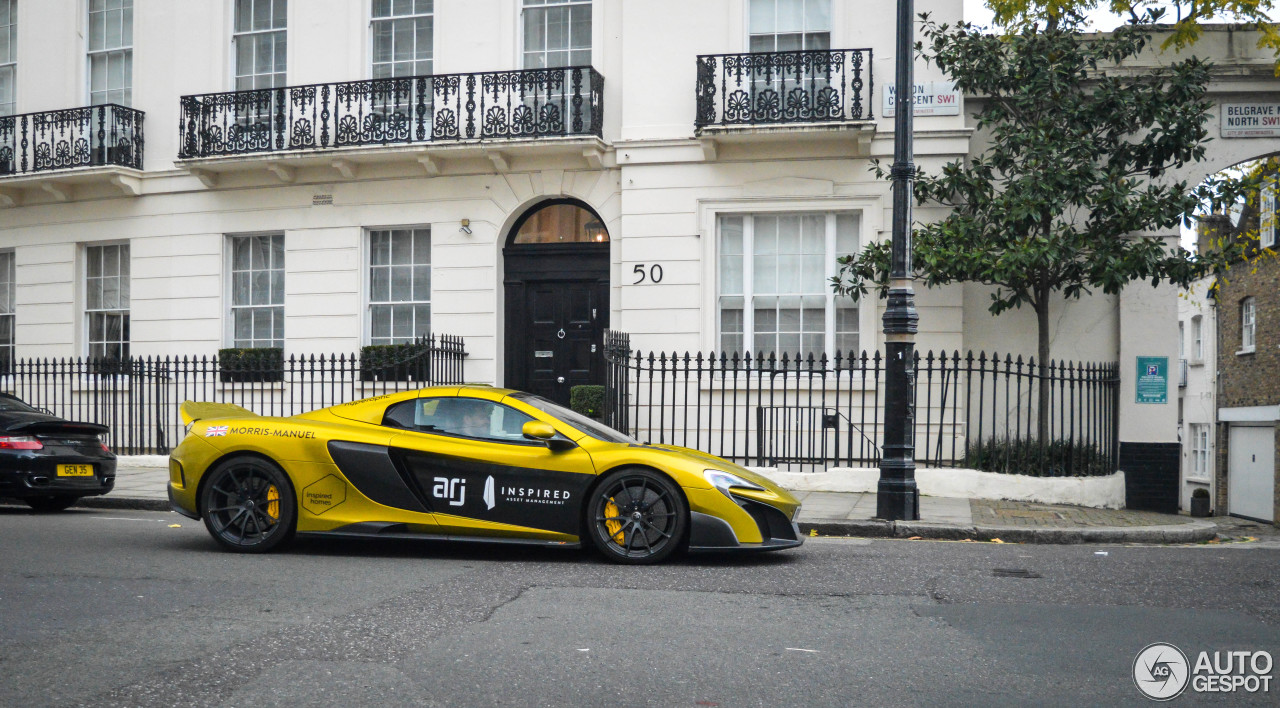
[
  {"x1": 797, "y1": 519, "x2": 1219, "y2": 544},
  {"x1": 62, "y1": 495, "x2": 1222, "y2": 545},
  {"x1": 74, "y1": 496, "x2": 173, "y2": 513}
]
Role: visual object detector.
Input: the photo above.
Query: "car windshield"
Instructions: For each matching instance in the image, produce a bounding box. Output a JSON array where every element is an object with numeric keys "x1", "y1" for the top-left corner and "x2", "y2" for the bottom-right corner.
[
  {"x1": 511, "y1": 393, "x2": 638, "y2": 445},
  {"x1": 0, "y1": 396, "x2": 38, "y2": 413}
]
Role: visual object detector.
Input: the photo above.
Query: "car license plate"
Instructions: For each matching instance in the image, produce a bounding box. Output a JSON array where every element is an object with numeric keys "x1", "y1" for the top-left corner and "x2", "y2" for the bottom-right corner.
[{"x1": 57, "y1": 464, "x2": 94, "y2": 477}]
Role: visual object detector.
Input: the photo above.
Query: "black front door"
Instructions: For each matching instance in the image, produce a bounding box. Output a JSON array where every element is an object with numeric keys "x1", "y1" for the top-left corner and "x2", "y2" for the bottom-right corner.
[{"x1": 523, "y1": 280, "x2": 604, "y2": 404}]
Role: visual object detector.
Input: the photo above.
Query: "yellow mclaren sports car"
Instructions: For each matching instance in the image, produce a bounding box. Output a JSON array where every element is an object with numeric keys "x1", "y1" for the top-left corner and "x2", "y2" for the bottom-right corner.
[{"x1": 167, "y1": 385, "x2": 802, "y2": 564}]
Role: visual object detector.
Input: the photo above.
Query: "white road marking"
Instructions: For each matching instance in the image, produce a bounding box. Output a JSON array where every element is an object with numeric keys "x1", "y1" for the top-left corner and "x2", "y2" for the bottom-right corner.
[{"x1": 785, "y1": 648, "x2": 820, "y2": 653}]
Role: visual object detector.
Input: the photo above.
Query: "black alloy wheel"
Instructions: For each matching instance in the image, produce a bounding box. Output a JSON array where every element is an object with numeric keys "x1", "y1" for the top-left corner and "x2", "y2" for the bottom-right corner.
[
  {"x1": 200, "y1": 456, "x2": 296, "y2": 553},
  {"x1": 24, "y1": 495, "x2": 79, "y2": 512},
  {"x1": 588, "y1": 468, "x2": 687, "y2": 565}
]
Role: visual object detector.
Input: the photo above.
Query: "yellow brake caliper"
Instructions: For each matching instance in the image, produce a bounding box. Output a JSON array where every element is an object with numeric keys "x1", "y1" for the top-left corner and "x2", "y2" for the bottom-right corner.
[
  {"x1": 265, "y1": 485, "x2": 280, "y2": 520},
  {"x1": 604, "y1": 497, "x2": 624, "y2": 543}
]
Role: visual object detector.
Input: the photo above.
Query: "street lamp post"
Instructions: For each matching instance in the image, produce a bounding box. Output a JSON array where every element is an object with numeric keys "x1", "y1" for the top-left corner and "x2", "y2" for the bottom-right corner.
[{"x1": 876, "y1": 0, "x2": 921, "y2": 521}]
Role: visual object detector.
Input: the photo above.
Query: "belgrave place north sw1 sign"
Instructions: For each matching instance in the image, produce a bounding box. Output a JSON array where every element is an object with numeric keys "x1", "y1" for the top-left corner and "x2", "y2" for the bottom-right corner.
[{"x1": 1220, "y1": 103, "x2": 1280, "y2": 137}]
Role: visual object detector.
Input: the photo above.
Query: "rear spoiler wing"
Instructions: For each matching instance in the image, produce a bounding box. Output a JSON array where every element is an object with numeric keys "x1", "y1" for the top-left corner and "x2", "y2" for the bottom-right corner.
[{"x1": 180, "y1": 401, "x2": 259, "y2": 426}]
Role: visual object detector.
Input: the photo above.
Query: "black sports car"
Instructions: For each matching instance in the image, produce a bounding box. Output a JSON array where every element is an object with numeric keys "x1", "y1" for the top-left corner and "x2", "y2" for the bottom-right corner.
[{"x1": 0, "y1": 394, "x2": 116, "y2": 511}]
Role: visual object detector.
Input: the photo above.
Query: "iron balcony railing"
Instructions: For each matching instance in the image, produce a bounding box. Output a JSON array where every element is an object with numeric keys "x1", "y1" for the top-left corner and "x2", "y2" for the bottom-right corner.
[
  {"x1": 0, "y1": 104, "x2": 144, "y2": 176},
  {"x1": 0, "y1": 334, "x2": 465, "y2": 455},
  {"x1": 695, "y1": 48, "x2": 873, "y2": 130},
  {"x1": 179, "y1": 66, "x2": 604, "y2": 159},
  {"x1": 603, "y1": 331, "x2": 1120, "y2": 477}
]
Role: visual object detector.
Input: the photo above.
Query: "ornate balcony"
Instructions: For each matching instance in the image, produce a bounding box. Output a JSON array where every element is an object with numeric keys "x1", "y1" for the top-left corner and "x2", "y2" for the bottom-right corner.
[
  {"x1": 178, "y1": 66, "x2": 604, "y2": 164},
  {"x1": 694, "y1": 49, "x2": 874, "y2": 157},
  {"x1": 0, "y1": 104, "x2": 145, "y2": 205}
]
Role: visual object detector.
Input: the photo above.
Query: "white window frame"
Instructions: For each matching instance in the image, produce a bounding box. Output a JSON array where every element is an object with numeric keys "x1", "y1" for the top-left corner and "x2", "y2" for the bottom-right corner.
[
  {"x1": 366, "y1": 226, "x2": 432, "y2": 346},
  {"x1": 226, "y1": 233, "x2": 285, "y2": 349},
  {"x1": 1262, "y1": 175, "x2": 1277, "y2": 249},
  {"x1": 1240, "y1": 297, "x2": 1256, "y2": 354},
  {"x1": 747, "y1": 0, "x2": 832, "y2": 53},
  {"x1": 0, "y1": 0, "x2": 15, "y2": 116},
  {"x1": 1189, "y1": 422, "x2": 1211, "y2": 481},
  {"x1": 520, "y1": 0, "x2": 593, "y2": 70},
  {"x1": 0, "y1": 249, "x2": 13, "y2": 371},
  {"x1": 232, "y1": 0, "x2": 288, "y2": 90},
  {"x1": 370, "y1": 0, "x2": 433, "y2": 79},
  {"x1": 715, "y1": 211, "x2": 859, "y2": 360},
  {"x1": 1191, "y1": 314, "x2": 1203, "y2": 363},
  {"x1": 83, "y1": 242, "x2": 130, "y2": 361},
  {"x1": 86, "y1": 0, "x2": 133, "y2": 107}
]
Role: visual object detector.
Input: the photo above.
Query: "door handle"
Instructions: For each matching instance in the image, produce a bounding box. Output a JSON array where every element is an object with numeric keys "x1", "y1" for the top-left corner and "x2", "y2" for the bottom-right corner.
[{"x1": 557, "y1": 376, "x2": 565, "y2": 384}]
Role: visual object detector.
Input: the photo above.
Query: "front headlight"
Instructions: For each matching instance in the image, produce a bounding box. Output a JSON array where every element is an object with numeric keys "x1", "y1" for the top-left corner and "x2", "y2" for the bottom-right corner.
[{"x1": 703, "y1": 469, "x2": 764, "y2": 499}]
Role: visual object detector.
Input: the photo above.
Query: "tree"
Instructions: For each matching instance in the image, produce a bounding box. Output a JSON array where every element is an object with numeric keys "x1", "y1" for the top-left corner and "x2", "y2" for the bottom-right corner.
[
  {"x1": 987, "y1": 1, "x2": 1280, "y2": 59},
  {"x1": 832, "y1": 16, "x2": 1251, "y2": 440}
]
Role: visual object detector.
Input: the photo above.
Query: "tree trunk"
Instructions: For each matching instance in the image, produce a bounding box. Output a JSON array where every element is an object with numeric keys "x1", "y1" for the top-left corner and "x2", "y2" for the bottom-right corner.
[{"x1": 1035, "y1": 297, "x2": 1051, "y2": 445}]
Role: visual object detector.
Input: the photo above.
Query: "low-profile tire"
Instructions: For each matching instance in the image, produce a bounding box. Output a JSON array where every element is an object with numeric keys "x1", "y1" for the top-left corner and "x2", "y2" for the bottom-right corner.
[
  {"x1": 24, "y1": 495, "x2": 79, "y2": 512},
  {"x1": 200, "y1": 456, "x2": 297, "y2": 553},
  {"x1": 587, "y1": 467, "x2": 688, "y2": 565}
]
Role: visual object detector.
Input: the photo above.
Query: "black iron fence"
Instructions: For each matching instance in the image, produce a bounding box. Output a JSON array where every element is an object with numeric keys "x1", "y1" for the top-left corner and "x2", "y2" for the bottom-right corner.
[
  {"x1": 603, "y1": 331, "x2": 1119, "y2": 476},
  {"x1": 179, "y1": 66, "x2": 604, "y2": 159},
  {"x1": 0, "y1": 104, "x2": 144, "y2": 175},
  {"x1": 0, "y1": 334, "x2": 465, "y2": 454},
  {"x1": 695, "y1": 48, "x2": 873, "y2": 129}
]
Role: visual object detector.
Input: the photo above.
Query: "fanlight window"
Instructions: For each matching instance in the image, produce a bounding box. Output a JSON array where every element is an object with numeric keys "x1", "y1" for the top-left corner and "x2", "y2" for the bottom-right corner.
[{"x1": 512, "y1": 203, "x2": 608, "y2": 244}]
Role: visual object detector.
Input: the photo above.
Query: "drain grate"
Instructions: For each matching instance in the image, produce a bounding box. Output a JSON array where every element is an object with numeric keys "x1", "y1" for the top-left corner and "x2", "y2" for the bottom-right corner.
[{"x1": 992, "y1": 568, "x2": 1042, "y2": 578}]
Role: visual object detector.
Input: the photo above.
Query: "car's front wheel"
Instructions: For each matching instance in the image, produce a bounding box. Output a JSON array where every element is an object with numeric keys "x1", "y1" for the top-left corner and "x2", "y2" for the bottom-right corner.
[
  {"x1": 200, "y1": 456, "x2": 296, "y2": 553},
  {"x1": 587, "y1": 468, "x2": 688, "y2": 565},
  {"x1": 24, "y1": 495, "x2": 79, "y2": 512}
]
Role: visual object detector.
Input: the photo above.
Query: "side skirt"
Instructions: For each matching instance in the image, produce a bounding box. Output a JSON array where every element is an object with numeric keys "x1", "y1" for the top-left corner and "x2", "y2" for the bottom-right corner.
[{"x1": 298, "y1": 523, "x2": 581, "y2": 549}]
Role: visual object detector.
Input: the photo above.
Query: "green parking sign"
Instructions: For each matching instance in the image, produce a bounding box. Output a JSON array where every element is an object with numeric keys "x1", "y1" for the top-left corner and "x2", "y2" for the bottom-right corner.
[{"x1": 1135, "y1": 356, "x2": 1167, "y2": 404}]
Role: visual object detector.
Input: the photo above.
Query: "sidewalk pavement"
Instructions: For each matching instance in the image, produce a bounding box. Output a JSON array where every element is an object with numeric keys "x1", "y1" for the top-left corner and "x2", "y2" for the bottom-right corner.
[{"x1": 54, "y1": 458, "x2": 1277, "y2": 545}]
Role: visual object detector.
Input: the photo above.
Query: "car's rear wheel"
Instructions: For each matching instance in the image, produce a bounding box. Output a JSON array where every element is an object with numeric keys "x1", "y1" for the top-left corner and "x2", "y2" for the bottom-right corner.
[
  {"x1": 588, "y1": 468, "x2": 687, "y2": 565},
  {"x1": 200, "y1": 456, "x2": 296, "y2": 553},
  {"x1": 24, "y1": 495, "x2": 79, "y2": 512}
]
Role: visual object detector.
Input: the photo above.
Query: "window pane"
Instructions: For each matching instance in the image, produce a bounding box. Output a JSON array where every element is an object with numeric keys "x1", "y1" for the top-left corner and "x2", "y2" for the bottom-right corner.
[
  {"x1": 777, "y1": 0, "x2": 803, "y2": 33},
  {"x1": 416, "y1": 19, "x2": 433, "y2": 59},
  {"x1": 233, "y1": 271, "x2": 250, "y2": 306},
  {"x1": 525, "y1": 8, "x2": 547, "y2": 52},
  {"x1": 235, "y1": 0, "x2": 252, "y2": 32},
  {"x1": 413, "y1": 230, "x2": 431, "y2": 263},
  {"x1": 805, "y1": 0, "x2": 831, "y2": 30},
  {"x1": 105, "y1": 9, "x2": 122, "y2": 49},
  {"x1": 749, "y1": 0, "x2": 775, "y2": 33},
  {"x1": 89, "y1": 9, "x2": 105, "y2": 51},
  {"x1": 272, "y1": 0, "x2": 287, "y2": 29},
  {"x1": 393, "y1": 18, "x2": 413, "y2": 60},
  {"x1": 253, "y1": 0, "x2": 271, "y2": 31},
  {"x1": 373, "y1": 0, "x2": 392, "y2": 18},
  {"x1": 123, "y1": 5, "x2": 133, "y2": 46},
  {"x1": 371, "y1": 305, "x2": 391, "y2": 339},
  {"x1": 373, "y1": 22, "x2": 393, "y2": 63}
]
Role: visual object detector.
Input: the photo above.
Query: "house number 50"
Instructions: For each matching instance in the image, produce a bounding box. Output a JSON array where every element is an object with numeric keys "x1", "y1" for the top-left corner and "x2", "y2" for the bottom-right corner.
[{"x1": 632, "y1": 264, "x2": 664, "y2": 284}]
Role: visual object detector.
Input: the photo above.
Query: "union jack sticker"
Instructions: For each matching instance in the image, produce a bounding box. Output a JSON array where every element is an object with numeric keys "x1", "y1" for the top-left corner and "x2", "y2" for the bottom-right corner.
[{"x1": 205, "y1": 425, "x2": 228, "y2": 437}]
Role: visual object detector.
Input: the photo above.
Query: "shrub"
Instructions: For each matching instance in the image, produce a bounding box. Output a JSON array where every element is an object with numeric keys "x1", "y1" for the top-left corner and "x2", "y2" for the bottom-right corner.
[
  {"x1": 218, "y1": 347, "x2": 284, "y2": 383},
  {"x1": 570, "y1": 385, "x2": 605, "y2": 419},
  {"x1": 963, "y1": 437, "x2": 1112, "y2": 477},
  {"x1": 359, "y1": 343, "x2": 431, "y2": 382},
  {"x1": 1191, "y1": 487, "x2": 1210, "y2": 499}
]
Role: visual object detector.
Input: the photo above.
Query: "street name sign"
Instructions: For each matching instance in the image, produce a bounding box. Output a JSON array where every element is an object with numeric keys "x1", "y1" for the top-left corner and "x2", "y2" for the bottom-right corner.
[
  {"x1": 882, "y1": 81, "x2": 961, "y2": 117},
  {"x1": 1220, "y1": 103, "x2": 1280, "y2": 137}
]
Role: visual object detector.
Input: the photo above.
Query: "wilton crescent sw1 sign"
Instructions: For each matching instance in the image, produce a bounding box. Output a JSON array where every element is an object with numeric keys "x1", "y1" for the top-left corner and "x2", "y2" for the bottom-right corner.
[
  {"x1": 1220, "y1": 103, "x2": 1280, "y2": 137},
  {"x1": 882, "y1": 81, "x2": 961, "y2": 117}
]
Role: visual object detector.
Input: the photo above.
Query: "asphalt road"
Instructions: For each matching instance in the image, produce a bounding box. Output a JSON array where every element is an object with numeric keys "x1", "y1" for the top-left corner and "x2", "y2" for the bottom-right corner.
[{"x1": 2, "y1": 504, "x2": 1278, "y2": 707}]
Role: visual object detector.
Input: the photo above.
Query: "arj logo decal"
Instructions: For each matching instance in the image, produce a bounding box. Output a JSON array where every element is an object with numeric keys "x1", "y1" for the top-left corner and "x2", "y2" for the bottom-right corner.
[{"x1": 432, "y1": 477, "x2": 465, "y2": 507}]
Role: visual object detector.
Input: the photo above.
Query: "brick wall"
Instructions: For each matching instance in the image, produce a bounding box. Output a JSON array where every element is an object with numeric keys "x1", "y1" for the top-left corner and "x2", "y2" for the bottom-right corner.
[{"x1": 1210, "y1": 194, "x2": 1280, "y2": 523}]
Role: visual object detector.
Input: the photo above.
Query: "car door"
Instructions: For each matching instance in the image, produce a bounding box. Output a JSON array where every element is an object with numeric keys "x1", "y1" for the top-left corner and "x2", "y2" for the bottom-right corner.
[{"x1": 387, "y1": 397, "x2": 598, "y2": 538}]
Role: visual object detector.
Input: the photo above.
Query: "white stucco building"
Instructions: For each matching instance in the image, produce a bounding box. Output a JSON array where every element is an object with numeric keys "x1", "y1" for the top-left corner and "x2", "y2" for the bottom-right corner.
[{"x1": 1, "y1": 2, "x2": 1278, "y2": 506}]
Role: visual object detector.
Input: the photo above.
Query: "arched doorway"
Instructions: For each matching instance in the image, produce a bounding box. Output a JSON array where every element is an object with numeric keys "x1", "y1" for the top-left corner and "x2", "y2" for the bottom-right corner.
[{"x1": 503, "y1": 198, "x2": 610, "y2": 405}]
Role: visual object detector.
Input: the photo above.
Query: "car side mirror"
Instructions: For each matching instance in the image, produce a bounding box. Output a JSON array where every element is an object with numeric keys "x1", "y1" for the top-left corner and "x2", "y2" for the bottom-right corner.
[{"x1": 522, "y1": 421, "x2": 576, "y2": 451}]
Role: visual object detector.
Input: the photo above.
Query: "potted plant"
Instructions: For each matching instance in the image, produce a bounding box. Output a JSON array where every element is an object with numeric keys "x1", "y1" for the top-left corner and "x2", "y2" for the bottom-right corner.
[
  {"x1": 218, "y1": 347, "x2": 284, "y2": 383},
  {"x1": 1190, "y1": 487, "x2": 1211, "y2": 517},
  {"x1": 570, "y1": 385, "x2": 605, "y2": 419}
]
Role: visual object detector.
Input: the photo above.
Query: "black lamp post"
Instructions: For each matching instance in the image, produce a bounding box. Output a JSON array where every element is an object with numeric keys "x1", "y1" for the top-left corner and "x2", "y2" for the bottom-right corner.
[{"x1": 876, "y1": 0, "x2": 921, "y2": 521}]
